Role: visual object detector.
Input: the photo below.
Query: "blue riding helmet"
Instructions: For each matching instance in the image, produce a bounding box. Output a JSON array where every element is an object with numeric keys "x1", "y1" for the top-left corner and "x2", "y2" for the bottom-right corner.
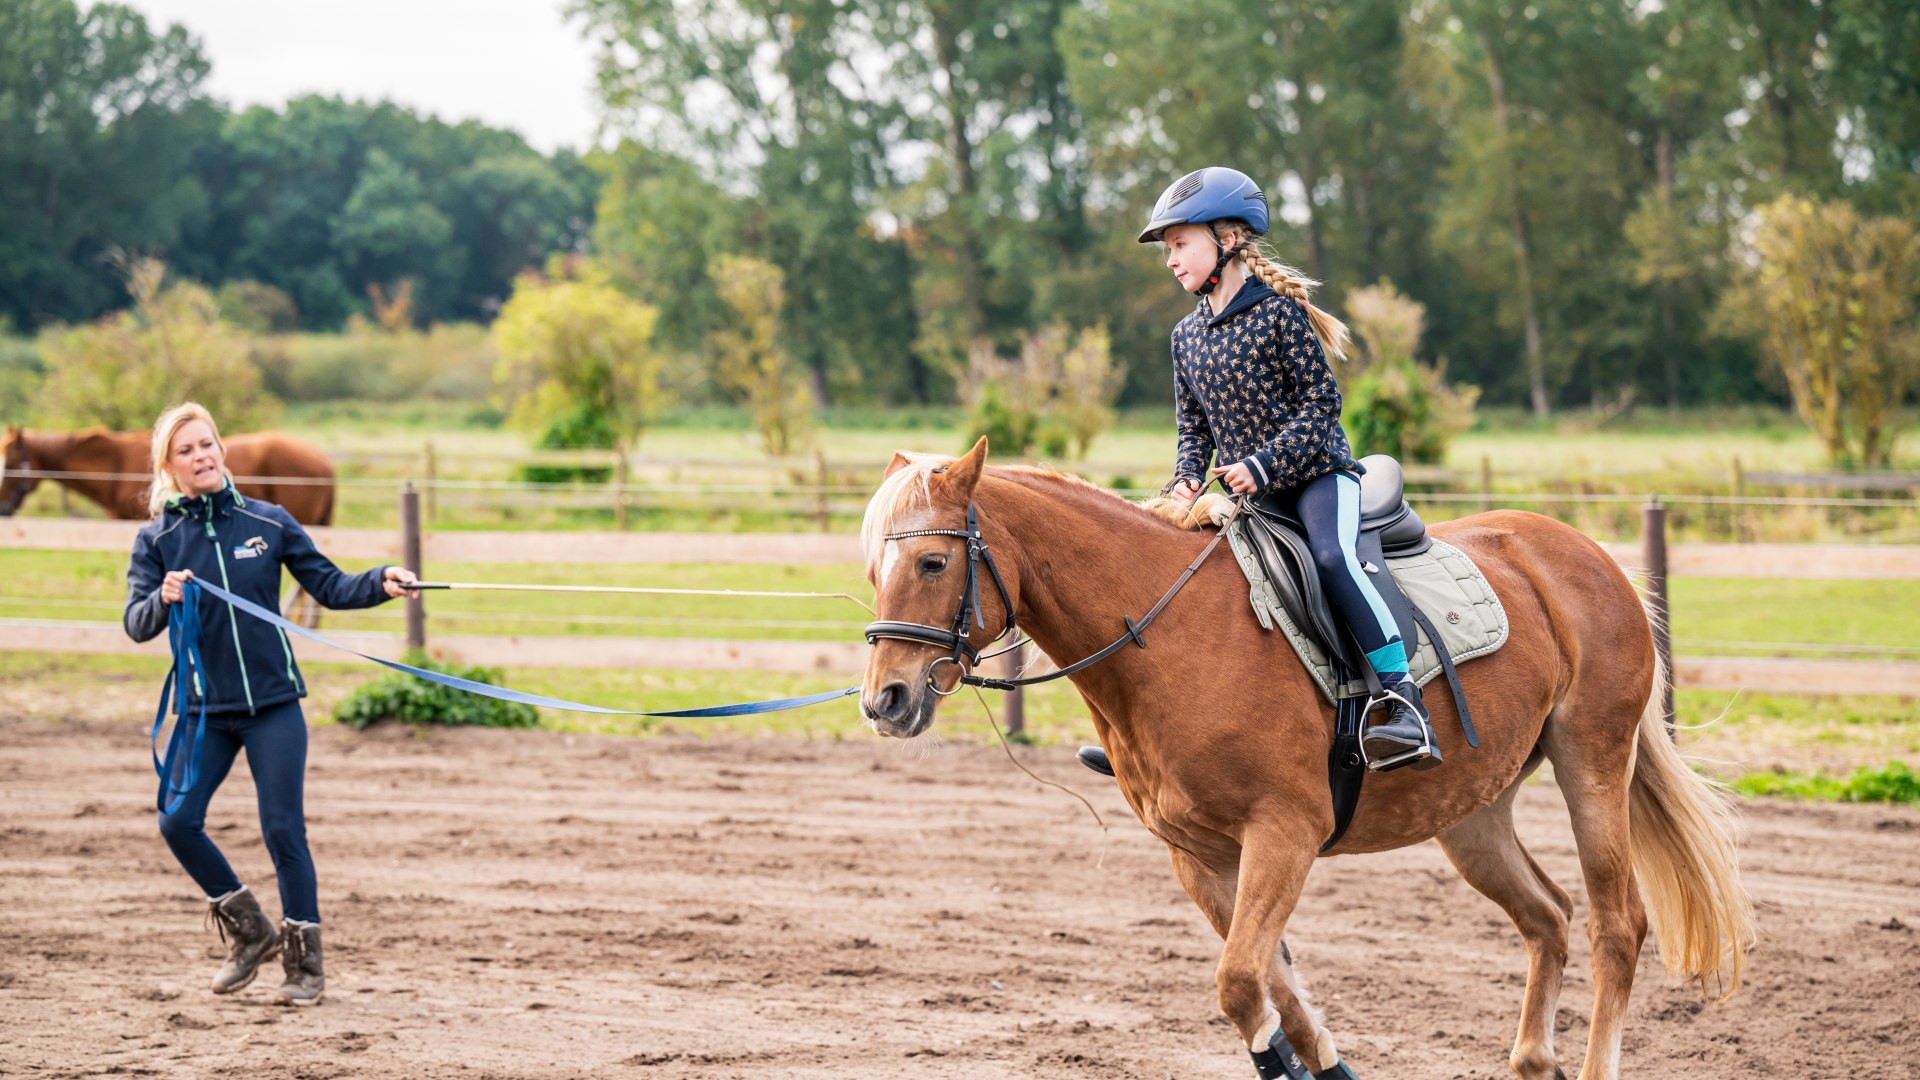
[{"x1": 1137, "y1": 166, "x2": 1269, "y2": 244}]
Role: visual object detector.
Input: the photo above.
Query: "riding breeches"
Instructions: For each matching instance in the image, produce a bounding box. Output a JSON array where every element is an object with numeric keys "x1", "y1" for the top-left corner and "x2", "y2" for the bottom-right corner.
[
  {"x1": 1292, "y1": 471, "x2": 1410, "y2": 677},
  {"x1": 156, "y1": 700, "x2": 319, "y2": 922}
]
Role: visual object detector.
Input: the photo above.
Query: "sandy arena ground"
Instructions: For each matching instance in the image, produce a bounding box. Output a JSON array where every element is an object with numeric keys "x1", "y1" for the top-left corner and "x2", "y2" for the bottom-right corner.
[{"x1": 2, "y1": 712, "x2": 1916, "y2": 1079}]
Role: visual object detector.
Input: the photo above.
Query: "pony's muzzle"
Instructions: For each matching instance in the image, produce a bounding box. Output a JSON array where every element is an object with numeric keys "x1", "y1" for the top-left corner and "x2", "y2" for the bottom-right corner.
[{"x1": 862, "y1": 679, "x2": 926, "y2": 736}]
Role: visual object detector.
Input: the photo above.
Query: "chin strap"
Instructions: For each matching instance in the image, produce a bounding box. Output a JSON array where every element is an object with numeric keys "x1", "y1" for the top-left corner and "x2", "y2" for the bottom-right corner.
[{"x1": 1196, "y1": 237, "x2": 1249, "y2": 296}]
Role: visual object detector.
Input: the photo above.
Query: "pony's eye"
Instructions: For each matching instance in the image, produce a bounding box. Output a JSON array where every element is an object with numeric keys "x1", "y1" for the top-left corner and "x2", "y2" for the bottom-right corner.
[{"x1": 919, "y1": 554, "x2": 948, "y2": 575}]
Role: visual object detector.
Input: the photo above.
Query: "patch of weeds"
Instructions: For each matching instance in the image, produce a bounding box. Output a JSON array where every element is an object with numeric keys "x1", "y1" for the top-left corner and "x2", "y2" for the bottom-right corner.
[{"x1": 1731, "y1": 760, "x2": 1920, "y2": 804}]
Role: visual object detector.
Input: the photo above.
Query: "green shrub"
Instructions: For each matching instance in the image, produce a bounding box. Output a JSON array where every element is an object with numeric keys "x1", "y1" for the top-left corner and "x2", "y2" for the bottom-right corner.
[
  {"x1": 518, "y1": 402, "x2": 615, "y2": 484},
  {"x1": 333, "y1": 652, "x2": 539, "y2": 730},
  {"x1": 1730, "y1": 760, "x2": 1920, "y2": 804}
]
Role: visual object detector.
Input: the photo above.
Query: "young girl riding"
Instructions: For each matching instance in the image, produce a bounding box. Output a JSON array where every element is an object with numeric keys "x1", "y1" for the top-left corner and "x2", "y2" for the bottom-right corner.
[{"x1": 1083, "y1": 166, "x2": 1441, "y2": 776}]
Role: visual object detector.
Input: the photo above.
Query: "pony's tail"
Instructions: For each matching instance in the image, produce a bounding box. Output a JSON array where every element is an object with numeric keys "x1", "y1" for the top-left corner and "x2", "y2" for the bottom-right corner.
[{"x1": 1626, "y1": 620, "x2": 1757, "y2": 1000}]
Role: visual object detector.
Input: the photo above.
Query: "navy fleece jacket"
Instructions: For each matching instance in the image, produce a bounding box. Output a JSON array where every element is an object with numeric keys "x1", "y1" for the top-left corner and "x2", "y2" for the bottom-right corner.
[
  {"x1": 1171, "y1": 278, "x2": 1361, "y2": 493},
  {"x1": 124, "y1": 482, "x2": 393, "y2": 715}
]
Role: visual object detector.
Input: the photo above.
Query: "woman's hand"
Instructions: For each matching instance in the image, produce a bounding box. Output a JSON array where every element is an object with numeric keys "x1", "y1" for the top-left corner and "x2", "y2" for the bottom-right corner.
[
  {"x1": 382, "y1": 566, "x2": 420, "y2": 599},
  {"x1": 1209, "y1": 462, "x2": 1259, "y2": 495},
  {"x1": 159, "y1": 569, "x2": 194, "y2": 605}
]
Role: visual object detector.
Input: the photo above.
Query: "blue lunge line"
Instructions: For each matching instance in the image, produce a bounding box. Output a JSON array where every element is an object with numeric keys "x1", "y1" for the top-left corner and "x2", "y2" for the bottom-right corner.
[
  {"x1": 152, "y1": 580, "x2": 212, "y2": 814},
  {"x1": 150, "y1": 579, "x2": 860, "y2": 802}
]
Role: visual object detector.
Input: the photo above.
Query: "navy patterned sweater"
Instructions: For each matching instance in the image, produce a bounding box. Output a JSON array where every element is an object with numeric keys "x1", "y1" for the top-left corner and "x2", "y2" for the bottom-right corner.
[{"x1": 1171, "y1": 278, "x2": 1360, "y2": 494}]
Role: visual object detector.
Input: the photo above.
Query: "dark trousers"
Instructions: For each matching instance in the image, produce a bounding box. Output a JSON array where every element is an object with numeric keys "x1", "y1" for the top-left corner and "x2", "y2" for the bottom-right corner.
[
  {"x1": 156, "y1": 699, "x2": 319, "y2": 922},
  {"x1": 1294, "y1": 471, "x2": 1410, "y2": 675}
]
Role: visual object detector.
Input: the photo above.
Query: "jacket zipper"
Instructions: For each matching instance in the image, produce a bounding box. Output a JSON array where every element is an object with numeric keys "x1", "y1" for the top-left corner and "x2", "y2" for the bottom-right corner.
[{"x1": 205, "y1": 514, "x2": 256, "y2": 714}]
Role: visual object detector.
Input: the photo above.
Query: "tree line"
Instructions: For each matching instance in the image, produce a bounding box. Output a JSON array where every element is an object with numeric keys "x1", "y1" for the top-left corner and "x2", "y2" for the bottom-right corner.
[{"x1": 4, "y1": 0, "x2": 1916, "y2": 435}]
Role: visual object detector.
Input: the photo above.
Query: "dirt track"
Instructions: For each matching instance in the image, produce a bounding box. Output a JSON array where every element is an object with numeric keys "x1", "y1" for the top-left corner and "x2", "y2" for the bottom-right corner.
[{"x1": 1, "y1": 714, "x2": 1916, "y2": 1079}]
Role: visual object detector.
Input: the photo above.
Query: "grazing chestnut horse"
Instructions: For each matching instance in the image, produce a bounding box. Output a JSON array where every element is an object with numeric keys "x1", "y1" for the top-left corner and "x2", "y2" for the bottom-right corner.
[
  {"x1": 2, "y1": 426, "x2": 338, "y2": 624},
  {"x1": 0, "y1": 426, "x2": 335, "y2": 525},
  {"x1": 859, "y1": 438, "x2": 1753, "y2": 1080}
]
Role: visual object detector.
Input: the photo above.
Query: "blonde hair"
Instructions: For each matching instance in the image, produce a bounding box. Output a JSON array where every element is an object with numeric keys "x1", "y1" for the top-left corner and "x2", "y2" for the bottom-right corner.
[
  {"x1": 1212, "y1": 222, "x2": 1351, "y2": 362},
  {"x1": 148, "y1": 402, "x2": 229, "y2": 516}
]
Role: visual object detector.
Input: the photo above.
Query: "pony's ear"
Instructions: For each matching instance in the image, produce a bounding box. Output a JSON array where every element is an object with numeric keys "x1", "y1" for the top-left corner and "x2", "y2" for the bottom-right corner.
[
  {"x1": 883, "y1": 451, "x2": 915, "y2": 478},
  {"x1": 934, "y1": 435, "x2": 988, "y2": 504}
]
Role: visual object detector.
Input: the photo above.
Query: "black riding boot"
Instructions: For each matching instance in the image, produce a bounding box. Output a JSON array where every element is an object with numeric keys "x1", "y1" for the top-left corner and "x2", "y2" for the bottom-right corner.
[
  {"x1": 1361, "y1": 674, "x2": 1442, "y2": 771},
  {"x1": 1076, "y1": 746, "x2": 1114, "y2": 777},
  {"x1": 207, "y1": 886, "x2": 280, "y2": 994}
]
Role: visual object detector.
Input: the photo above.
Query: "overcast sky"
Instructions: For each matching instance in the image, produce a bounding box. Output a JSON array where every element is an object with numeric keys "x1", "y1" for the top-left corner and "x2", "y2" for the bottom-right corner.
[{"x1": 120, "y1": 0, "x2": 605, "y2": 154}]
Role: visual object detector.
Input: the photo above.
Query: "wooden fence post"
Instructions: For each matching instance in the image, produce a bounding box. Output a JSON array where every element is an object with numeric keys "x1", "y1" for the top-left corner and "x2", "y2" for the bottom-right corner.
[
  {"x1": 1002, "y1": 644, "x2": 1025, "y2": 739},
  {"x1": 1480, "y1": 454, "x2": 1494, "y2": 513},
  {"x1": 815, "y1": 450, "x2": 831, "y2": 534},
  {"x1": 423, "y1": 440, "x2": 437, "y2": 525},
  {"x1": 1642, "y1": 498, "x2": 1674, "y2": 733},
  {"x1": 1730, "y1": 455, "x2": 1746, "y2": 543},
  {"x1": 615, "y1": 452, "x2": 630, "y2": 531},
  {"x1": 402, "y1": 483, "x2": 425, "y2": 653}
]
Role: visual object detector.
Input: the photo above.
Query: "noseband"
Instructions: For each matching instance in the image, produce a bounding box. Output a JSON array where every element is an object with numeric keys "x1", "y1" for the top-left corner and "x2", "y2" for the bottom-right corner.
[
  {"x1": 0, "y1": 455, "x2": 34, "y2": 516},
  {"x1": 863, "y1": 502, "x2": 1016, "y2": 684}
]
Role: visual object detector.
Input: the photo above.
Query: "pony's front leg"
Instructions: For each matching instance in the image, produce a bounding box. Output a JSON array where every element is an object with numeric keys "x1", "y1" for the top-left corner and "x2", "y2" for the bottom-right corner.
[{"x1": 1217, "y1": 828, "x2": 1346, "y2": 1079}]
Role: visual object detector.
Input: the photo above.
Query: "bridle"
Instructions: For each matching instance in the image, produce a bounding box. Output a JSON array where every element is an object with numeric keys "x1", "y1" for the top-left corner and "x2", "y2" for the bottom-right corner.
[
  {"x1": 864, "y1": 491, "x2": 1244, "y2": 697},
  {"x1": 863, "y1": 502, "x2": 1016, "y2": 695},
  {"x1": 0, "y1": 440, "x2": 35, "y2": 516}
]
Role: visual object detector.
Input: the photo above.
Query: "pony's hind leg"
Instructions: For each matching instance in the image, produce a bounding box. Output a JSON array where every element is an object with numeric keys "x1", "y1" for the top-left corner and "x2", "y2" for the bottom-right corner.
[
  {"x1": 1438, "y1": 777, "x2": 1573, "y2": 1080},
  {"x1": 1543, "y1": 691, "x2": 1650, "y2": 1080}
]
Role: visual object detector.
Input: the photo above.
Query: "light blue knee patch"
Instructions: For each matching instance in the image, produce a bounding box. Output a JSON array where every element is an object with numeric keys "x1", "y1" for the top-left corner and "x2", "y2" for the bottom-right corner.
[
  {"x1": 1366, "y1": 640, "x2": 1410, "y2": 674},
  {"x1": 1334, "y1": 473, "x2": 1402, "y2": 648}
]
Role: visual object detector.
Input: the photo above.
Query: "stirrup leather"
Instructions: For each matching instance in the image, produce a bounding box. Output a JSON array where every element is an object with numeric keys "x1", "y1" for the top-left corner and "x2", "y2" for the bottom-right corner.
[{"x1": 1358, "y1": 686, "x2": 1435, "y2": 773}]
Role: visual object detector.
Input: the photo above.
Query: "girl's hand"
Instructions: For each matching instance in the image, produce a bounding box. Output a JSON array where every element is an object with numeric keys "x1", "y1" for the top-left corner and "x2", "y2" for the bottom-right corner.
[
  {"x1": 1209, "y1": 462, "x2": 1258, "y2": 495},
  {"x1": 382, "y1": 566, "x2": 420, "y2": 599},
  {"x1": 159, "y1": 569, "x2": 194, "y2": 605},
  {"x1": 1168, "y1": 477, "x2": 1200, "y2": 502}
]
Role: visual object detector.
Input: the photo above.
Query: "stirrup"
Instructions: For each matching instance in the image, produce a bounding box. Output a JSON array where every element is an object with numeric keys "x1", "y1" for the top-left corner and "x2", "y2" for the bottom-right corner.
[{"x1": 1359, "y1": 688, "x2": 1438, "y2": 774}]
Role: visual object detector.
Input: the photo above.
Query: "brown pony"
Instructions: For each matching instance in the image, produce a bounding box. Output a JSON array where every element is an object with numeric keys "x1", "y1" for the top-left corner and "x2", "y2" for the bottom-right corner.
[
  {"x1": 859, "y1": 438, "x2": 1754, "y2": 1080},
  {"x1": 0, "y1": 426, "x2": 335, "y2": 525}
]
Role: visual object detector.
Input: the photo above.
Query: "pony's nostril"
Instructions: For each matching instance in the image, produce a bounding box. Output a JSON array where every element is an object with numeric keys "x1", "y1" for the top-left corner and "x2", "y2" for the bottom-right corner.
[{"x1": 876, "y1": 681, "x2": 909, "y2": 721}]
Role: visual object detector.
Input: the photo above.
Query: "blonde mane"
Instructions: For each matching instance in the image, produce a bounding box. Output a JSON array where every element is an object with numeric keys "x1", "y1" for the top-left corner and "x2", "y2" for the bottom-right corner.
[{"x1": 859, "y1": 455, "x2": 1190, "y2": 575}]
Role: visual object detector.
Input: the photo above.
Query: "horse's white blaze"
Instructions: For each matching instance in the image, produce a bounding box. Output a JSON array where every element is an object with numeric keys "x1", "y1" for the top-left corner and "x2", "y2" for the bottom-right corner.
[{"x1": 880, "y1": 540, "x2": 903, "y2": 587}]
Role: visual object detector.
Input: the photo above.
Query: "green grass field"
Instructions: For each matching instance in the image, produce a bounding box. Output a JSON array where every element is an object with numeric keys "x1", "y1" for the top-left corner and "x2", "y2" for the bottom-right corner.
[
  {"x1": 12, "y1": 403, "x2": 1914, "y2": 541},
  {"x1": 6, "y1": 548, "x2": 1916, "y2": 657},
  {"x1": 4, "y1": 404, "x2": 1915, "y2": 798}
]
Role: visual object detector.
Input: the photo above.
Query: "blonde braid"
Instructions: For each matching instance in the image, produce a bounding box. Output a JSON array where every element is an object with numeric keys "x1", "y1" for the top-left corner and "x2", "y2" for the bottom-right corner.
[{"x1": 1222, "y1": 230, "x2": 1352, "y2": 362}]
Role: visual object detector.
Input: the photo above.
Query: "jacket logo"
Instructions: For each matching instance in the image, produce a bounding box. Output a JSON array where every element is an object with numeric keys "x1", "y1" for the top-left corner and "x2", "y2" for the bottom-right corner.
[{"x1": 233, "y1": 536, "x2": 269, "y2": 560}]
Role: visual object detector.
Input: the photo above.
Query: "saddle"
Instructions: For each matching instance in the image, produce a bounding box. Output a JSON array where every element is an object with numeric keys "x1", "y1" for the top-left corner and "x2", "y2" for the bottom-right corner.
[
  {"x1": 1240, "y1": 455, "x2": 1432, "y2": 680},
  {"x1": 1234, "y1": 455, "x2": 1481, "y2": 851}
]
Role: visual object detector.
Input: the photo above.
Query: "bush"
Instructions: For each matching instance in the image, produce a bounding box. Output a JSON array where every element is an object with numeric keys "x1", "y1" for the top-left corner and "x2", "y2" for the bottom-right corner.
[
  {"x1": 1339, "y1": 280, "x2": 1478, "y2": 464},
  {"x1": 958, "y1": 323, "x2": 1119, "y2": 459},
  {"x1": 519, "y1": 402, "x2": 616, "y2": 484},
  {"x1": 35, "y1": 258, "x2": 280, "y2": 431},
  {"x1": 1729, "y1": 760, "x2": 1920, "y2": 805},
  {"x1": 333, "y1": 651, "x2": 540, "y2": 730},
  {"x1": 1343, "y1": 360, "x2": 1476, "y2": 464}
]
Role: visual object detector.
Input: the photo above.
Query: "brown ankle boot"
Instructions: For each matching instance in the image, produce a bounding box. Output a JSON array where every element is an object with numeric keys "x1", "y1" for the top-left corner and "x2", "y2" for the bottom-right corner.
[
  {"x1": 272, "y1": 920, "x2": 324, "y2": 1005},
  {"x1": 207, "y1": 886, "x2": 280, "y2": 994}
]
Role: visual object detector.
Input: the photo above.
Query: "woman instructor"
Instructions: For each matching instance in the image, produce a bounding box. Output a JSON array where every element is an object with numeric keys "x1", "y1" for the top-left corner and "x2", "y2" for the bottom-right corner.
[{"x1": 123, "y1": 402, "x2": 417, "y2": 1004}]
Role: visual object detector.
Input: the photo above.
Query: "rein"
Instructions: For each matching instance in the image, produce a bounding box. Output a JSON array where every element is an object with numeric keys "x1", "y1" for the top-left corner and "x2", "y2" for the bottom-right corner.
[{"x1": 865, "y1": 494, "x2": 1244, "y2": 694}]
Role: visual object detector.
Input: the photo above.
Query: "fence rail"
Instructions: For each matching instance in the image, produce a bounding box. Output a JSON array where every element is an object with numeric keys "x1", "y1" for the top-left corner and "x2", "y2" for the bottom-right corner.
[{"x1": 4, "y1": 510, "x2": 1917, "y2": 698}]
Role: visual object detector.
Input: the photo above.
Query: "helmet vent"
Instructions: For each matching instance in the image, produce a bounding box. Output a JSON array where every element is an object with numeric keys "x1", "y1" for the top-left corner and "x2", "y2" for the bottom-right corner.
[{"x1": 1163, "y1": 169, "x2": 1207, "y2": 209}]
